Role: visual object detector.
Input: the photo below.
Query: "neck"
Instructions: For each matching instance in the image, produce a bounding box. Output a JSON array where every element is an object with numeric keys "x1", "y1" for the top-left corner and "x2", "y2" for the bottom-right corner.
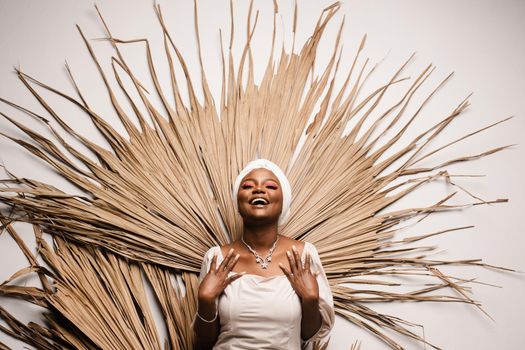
[{"x1": 242, "y1": 221, "x2": 279, "y2": 250}]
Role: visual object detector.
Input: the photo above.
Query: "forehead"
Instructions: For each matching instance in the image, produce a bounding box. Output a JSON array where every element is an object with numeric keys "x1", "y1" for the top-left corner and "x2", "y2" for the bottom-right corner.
[{"x1": 241, "y1": 168, "x2": 280, "y2": 183}]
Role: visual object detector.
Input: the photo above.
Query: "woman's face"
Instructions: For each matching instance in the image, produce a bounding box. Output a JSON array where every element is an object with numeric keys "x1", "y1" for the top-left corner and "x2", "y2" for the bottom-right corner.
[{"x1": 237, "y1": 168, "x2": 283, "y2": 225}]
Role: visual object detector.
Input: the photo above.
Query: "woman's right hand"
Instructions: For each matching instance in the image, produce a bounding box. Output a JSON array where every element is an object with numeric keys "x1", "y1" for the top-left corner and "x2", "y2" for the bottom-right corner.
[{"x1": 198, "y1": 248, "x2": 243, "y2": 303}]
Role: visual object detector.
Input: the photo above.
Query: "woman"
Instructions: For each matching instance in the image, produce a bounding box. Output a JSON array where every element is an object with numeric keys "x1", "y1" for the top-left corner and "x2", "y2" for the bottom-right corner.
[{"x1": 194, "y1": 159, "x2": 334, "y2": 349}]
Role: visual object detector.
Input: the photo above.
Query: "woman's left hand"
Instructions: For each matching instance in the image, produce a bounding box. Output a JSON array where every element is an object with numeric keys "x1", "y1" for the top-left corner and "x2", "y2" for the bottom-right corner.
[{"x1": 279, "y1": 245, "x2": 319, "y2": 303}]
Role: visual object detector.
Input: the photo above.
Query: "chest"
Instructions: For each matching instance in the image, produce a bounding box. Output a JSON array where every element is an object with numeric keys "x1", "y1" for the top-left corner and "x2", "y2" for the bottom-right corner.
[
  {"x1": 218, "y1": 275, "x2": 302, "y2": 325},
  {"x1": 231, "y1": 250, "x2": 305, "y2": 277}
]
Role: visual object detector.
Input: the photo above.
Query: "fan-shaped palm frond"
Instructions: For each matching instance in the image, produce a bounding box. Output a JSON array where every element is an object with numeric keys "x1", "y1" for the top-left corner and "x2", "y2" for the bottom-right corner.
[{"x1": 0, "y1": 1, "x2": 511, "y2": 349}]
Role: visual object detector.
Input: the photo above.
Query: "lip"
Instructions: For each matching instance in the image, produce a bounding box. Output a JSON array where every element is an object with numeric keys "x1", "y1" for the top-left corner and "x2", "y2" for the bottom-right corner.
[{"x1": 249, "y1": 197, "x2": 269, "y2": 206}]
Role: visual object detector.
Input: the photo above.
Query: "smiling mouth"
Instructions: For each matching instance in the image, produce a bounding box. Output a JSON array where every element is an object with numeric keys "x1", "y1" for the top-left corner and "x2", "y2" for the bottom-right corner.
[{"x1": 250, "y1": 198, "x2": 269, "y2": 205}]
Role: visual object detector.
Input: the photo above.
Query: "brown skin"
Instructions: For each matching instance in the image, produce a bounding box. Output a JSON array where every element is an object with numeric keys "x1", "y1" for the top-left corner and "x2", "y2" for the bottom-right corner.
[{"x1": 194, "y1": 169, "x2": 322, "y2": 350}]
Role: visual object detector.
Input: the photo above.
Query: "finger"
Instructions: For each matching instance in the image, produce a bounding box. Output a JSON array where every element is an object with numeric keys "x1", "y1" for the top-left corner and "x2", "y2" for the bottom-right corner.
[
  {"x1": 305, "y1": 253, "x2": 311, "y2": 272},
  {"x1": 209, "y1": 253, "x2": 218, "y2": 272},
  {"x1": 225, "y1": 254, "x2": 240, "y2": 272},
  {"x1": 226, "y1": 272, "x2": 245, "y2": 284},
  {"x1": 286, "y1": 250, "x2": 297, "y2": 274},
  {"x1": 219, "y1": 248, "x2": 234, "y2": 270},
  {"x1": 292, "y1": 245, "x2": 301, "y2": 271}
]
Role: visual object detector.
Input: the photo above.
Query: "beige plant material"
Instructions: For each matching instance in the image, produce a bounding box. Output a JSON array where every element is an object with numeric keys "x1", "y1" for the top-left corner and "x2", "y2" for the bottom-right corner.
[{"x1": 0, "y1": 1, "x2": 512, "y2": 349}]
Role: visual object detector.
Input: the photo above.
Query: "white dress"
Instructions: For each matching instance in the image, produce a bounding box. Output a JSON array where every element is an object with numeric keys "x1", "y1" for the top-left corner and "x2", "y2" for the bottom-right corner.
[{"x1": 198, "y1": 242, "x2": 335, "y2": 350}]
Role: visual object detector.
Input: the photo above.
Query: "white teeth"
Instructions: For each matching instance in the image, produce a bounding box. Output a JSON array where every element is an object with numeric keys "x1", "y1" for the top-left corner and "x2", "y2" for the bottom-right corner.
[{"x1": 250, "y1": 198, "x2": 268, "y2": 205}]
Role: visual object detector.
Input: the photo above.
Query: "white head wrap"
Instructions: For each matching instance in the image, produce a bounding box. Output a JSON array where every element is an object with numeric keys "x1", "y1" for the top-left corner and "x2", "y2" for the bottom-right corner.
[{"x1": 233, "y1": 159, "x2": 292, "y2": 226}]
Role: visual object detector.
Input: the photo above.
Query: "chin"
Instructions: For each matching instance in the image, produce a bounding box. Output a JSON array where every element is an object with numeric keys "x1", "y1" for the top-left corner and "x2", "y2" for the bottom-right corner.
[{"x1": 242, "y1": 213, "x2": 278, "y2": 225}]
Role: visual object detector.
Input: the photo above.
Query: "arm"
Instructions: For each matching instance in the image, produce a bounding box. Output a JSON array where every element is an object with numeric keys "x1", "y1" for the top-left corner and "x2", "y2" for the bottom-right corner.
[
  {"x1": 279, "y1": 245, "x2": 323, "y2": 340},
  {"x1": 194, "y1": 249, "x2": 242, "y2": 350},
  {"x1": 300, "y1": 295, "x2": 323, "y2": 340},
  {"x1": 194, "y1": 297, "x2": 219, "y2": 350}
]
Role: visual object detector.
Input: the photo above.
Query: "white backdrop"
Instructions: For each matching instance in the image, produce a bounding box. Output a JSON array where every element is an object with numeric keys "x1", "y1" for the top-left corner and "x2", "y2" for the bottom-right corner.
[{"x1": 1, "y1": 0, "x2": 524, "y2": 349}]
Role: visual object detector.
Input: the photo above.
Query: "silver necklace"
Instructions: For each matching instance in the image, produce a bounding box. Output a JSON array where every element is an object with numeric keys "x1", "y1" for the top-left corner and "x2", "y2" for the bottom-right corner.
[{"x1": 241, "y1": 235, "x2": 280, "y2": 269}]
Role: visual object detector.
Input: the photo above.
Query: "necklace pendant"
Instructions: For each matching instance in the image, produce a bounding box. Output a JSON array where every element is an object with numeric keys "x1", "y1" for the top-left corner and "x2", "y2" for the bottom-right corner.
[{"x1": 242, "y1": 235, "x2": 280, "y2": 271}]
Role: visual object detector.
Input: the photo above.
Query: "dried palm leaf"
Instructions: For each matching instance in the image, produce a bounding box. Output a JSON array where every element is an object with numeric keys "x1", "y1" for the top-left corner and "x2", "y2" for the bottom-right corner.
[{"x1": 0, "y1": 1, "x2": 512, "y2": 349}]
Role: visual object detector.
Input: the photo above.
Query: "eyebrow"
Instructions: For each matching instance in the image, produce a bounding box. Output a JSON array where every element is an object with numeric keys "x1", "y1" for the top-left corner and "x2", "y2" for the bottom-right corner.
[{"x1": 242, "y1": 178, "x2": 279, "y2": 183}]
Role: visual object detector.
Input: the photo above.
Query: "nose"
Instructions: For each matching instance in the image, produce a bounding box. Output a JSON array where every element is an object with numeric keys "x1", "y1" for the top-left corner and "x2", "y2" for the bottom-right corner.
[{"x1": 252, "y1": 183, "x2": 265, "y2": 193}]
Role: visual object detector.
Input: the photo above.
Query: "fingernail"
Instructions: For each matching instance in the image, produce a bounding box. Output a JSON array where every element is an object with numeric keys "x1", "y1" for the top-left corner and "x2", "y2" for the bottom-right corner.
[
  {"x1": 292, "y1": 245, "x2": 296, "y2": 251},
  {"x1": 229, "y1": 248, "x2": 234, "y2": 254},
  {"x1": 235, "y1": 254, "x2": 240, "y2": 259},
  {"x1": 286, "y1": 251, "x2": 291, "y2": 257}
]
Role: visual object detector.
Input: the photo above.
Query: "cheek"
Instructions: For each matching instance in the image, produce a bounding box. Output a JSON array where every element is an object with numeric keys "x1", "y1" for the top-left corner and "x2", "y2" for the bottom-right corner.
[
  {"x1": 237, "y1": 191, "x2": 248, "y2": 208},
  {"x1": 273, "y1": 192, "x2": 284, "y2": 209},
  {"x1": 236, "y1": 194, "x2": 243, "y2": 208}
]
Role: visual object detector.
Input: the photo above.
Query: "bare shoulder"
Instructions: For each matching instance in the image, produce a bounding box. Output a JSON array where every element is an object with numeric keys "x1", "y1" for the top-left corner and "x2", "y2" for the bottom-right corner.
[
  {"x1": 278, "y1": 235, "x2": 305, "y2": 253},
  {"x1": 219, "y1": 241, "x2": 243, "y2": 257}
]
